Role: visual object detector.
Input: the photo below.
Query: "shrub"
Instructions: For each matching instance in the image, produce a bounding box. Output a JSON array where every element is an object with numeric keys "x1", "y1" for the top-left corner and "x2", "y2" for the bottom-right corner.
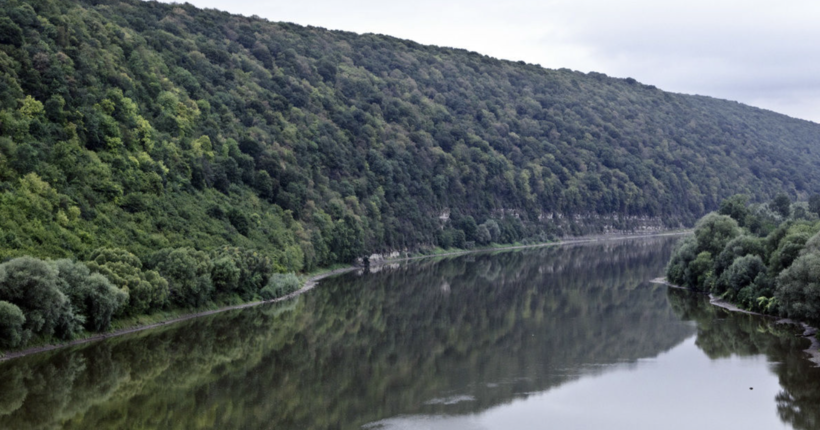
[{"x1": 259, "y1": 273, "x2": 301, "y2": 300}]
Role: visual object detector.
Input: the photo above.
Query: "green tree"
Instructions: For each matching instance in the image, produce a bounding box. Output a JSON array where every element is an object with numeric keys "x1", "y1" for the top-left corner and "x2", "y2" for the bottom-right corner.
[
  {"x1": 0, "y1": 301, "x2": 26, "y2": 349},
  {"x1": 0, "y1": 257, "x2": 81, "y2": 339},
  {"x1": 52, "y1": 259, "x2": 127, "y2": 331},
  {"x1": 718, "y1": 194, "x2": 750, "y2": 226},
  {"x1": 152, "y1": 248, "x2": 214, "y2": 308},
  {"x1": 776, "y1": 253, "x2": 820, "y2": 323},
  {"x1": 809, "y1": 194, "x2": 820, "y2": 217},
  {"x1": 694, "y1": 213, "x2": 741, "y2": 256},
  {"x1": 770, "y1": 193, "x2": 792, "y2": 218}
]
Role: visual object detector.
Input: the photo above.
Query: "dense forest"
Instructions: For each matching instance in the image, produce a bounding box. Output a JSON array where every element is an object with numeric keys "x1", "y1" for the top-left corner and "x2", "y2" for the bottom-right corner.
[
  {"x1": 666, "y1": 194, "x2": 820, "y2": 323},
  {"x1": 4, "y1": 0, "x2": 820, "y2": 348}
]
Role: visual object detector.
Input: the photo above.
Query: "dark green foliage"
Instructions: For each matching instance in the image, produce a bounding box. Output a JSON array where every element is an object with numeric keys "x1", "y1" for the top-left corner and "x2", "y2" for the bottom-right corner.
[
  {"x1": 769, "y1": 232, "x2": 811, "y2": 275},
  {"x1": 809, "y1": 194, "x2": 820, "y2": 217},
  {"x1": 669, "y1": 195, "x2": 820, "y2": 320},
  {"x1": 718, "y1": 195, "x2": 749, "y2": 226},
  {"x1": 693, "y1": 213, "x2": 741, "y2": 256},
  {"x1": 776, "y1": 253, "x2": 820, "y2": 323},
  {"x1": 151, "y1": 248, "x2": 214, "y2": 308},
  {"x1": 714, "y1": 255, "x2": 767, "y2": 295},
  {"x1": 713, "y1": 235, "x2": 765, "y2": 278},
  {"x1": 2, "y1": 0, "x2": 820, "y2": 275},
  {"x1": 210, "y1": 246, "x2": 273, "y2": 299},
  {"x1": 0, "y1": 257, "x2": 81, "y2": 340},
  {"x1": 0, "y1": 301, "x2": 26, "y2": 349},
  {"x1": 52, "y1": 259, "x2": 127, "y2": 331},
  {"x1": 259, "y1": 273, "x2": 301, "y2": 300},
  {"x1": 771, "y1": 193, "x2": 792, "y2": 218},
  {"x1": 688, "y1": 252, "x2": 714, "y2": 292},
  {"x1": 666, "y1": 236, "x2": 697, "y2": 288}
]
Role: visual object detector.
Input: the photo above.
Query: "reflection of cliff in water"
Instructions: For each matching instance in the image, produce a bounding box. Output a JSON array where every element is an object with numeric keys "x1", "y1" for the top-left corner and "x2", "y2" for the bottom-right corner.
[
  {"x1": 667, "y1": 288, "x2": 820, "y2": 430},
  {"x1": 0, "y1": 237, "x2": 691, "y2": 430}
]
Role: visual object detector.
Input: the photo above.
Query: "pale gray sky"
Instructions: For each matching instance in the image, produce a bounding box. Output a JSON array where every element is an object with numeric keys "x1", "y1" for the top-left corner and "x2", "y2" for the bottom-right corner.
[{"x1": 158, "y1": 0, "x2": 820, "y2": 123}]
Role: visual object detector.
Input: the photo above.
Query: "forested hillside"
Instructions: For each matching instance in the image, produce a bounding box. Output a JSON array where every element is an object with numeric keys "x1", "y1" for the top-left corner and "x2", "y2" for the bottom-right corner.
[{"x1": 3, "y1": 0, "x2": 820, "y2": 267}]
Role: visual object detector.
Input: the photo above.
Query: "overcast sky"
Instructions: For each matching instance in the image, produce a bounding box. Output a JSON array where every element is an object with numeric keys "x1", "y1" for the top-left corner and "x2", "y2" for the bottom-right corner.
[{"x1": 158, "y1": 0, "x2": 820, "y2": 123}]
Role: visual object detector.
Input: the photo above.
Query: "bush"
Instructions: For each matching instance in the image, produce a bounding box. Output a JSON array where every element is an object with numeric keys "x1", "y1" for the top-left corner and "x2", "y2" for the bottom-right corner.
[
  {"x1": 259, "y1": 273, "x2": 301, "y2": 300},
  {"x1": 0, "y1": 301, "x2": 27, "y2": 349}
]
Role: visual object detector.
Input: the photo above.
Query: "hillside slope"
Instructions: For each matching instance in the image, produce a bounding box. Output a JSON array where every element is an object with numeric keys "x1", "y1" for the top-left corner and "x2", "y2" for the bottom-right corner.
[{"x1": 2, "y1": 0, "x2": 820, "y2": 268}]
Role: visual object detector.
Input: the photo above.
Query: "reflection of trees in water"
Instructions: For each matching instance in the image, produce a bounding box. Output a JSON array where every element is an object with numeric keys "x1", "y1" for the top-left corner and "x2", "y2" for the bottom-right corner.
[
  {"x1": 667, "y1": 288, "x2": 820, "y2": 430},
  {"x1": 0, "y1": 238, "x2": 691, "y2": 430}
]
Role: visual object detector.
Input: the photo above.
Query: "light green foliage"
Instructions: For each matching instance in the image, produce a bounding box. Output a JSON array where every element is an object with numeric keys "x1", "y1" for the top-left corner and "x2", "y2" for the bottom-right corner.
[
  {"x1": 0, "y1": 301, "x2": 26, "y2": 349},
  {"x1": 86, "y1": 248, "x2": 169, "y2": 315},
  {"x1": 259, "y1": 273, "x2": 301, "y2": 301}
]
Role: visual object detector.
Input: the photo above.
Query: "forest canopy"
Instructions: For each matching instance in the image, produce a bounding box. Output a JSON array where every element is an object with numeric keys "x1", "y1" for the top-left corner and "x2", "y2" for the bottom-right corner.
[{"x1": 3, "y1": 0, "x2": 820, "y2": 348}]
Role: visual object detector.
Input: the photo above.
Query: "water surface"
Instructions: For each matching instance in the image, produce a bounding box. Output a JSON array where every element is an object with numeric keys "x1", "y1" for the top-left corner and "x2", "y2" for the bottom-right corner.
[{"x1": 1, "y1": 236, "x2": 819, "y2": 429}]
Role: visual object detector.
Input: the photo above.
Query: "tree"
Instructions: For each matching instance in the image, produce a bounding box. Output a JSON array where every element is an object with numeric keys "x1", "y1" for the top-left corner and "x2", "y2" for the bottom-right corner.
[
  {"x1": 713, "y1": 235, "x2": 765, "y2": 278},
  {"x1": 770, "y1": 193, "x2": 792, "y2": 218},
  {"x1": 776, "y1": 253, "x2": 820, "y2": 323},
  {"x1": 810, "y1": 194, "x2": 820, "y2": 217},
  {"x1": 152, "y1": 248, "x2": 214, "y2": 308},
  {"x1": 0, "y1": 301, "x2": 26, "y2": 349},
  {"x1": 52, "y1": 259, "x2": 127, "y2": 332},
  {"x1": 714, "y1": 255, "x2": 767, "y2": 295},
  {"x1": 0, "y1": 257, "x2": 81, "y2": 339},
  {"x1": 86, "y1": 248, "x2": 169, "y2": 315},
  {"x1": 718, "y1": 194, "x2": 749, "y2": 226},
  {"x1": 694, "y1": 213, "x2": 741, "y2": 256}
]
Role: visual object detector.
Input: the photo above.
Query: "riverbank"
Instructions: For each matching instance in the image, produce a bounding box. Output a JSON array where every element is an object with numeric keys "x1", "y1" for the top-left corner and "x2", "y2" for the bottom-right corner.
[
  {"x1": 651, "y1": 277, "x2": 820, "y2": 366},
  {"x1": 0, "y1": 231, "x2": 689, "y2": 362}
]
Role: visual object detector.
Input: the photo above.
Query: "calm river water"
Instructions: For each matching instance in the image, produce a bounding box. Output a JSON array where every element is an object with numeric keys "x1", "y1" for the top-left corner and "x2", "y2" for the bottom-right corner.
[{"x1": 1, "y1": 236, "x2": 819, "y2": 430}]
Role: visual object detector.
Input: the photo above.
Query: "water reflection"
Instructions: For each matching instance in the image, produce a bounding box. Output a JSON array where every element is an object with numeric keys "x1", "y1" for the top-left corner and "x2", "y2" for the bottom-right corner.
[
  {"x1": 667, "y1": 288, "x2": 820, "y2": 430},
  {"x1": 0, "y1": 237, "x2": 816, "y2": 429}
]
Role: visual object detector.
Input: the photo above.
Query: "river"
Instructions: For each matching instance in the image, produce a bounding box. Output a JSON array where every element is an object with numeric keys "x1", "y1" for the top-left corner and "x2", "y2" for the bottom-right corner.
[{"x1": 1, "y1": 236, "x2": 819, "y2": 429}]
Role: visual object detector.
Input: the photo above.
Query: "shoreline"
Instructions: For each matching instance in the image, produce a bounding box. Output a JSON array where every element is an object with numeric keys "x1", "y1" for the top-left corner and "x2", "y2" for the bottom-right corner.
[
  {"x1": 0, "y1": 230, "x2": 689, "y2": 362},
  {"x1": 651, "y1": 277, "x2": 820, "y2": 366}
]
